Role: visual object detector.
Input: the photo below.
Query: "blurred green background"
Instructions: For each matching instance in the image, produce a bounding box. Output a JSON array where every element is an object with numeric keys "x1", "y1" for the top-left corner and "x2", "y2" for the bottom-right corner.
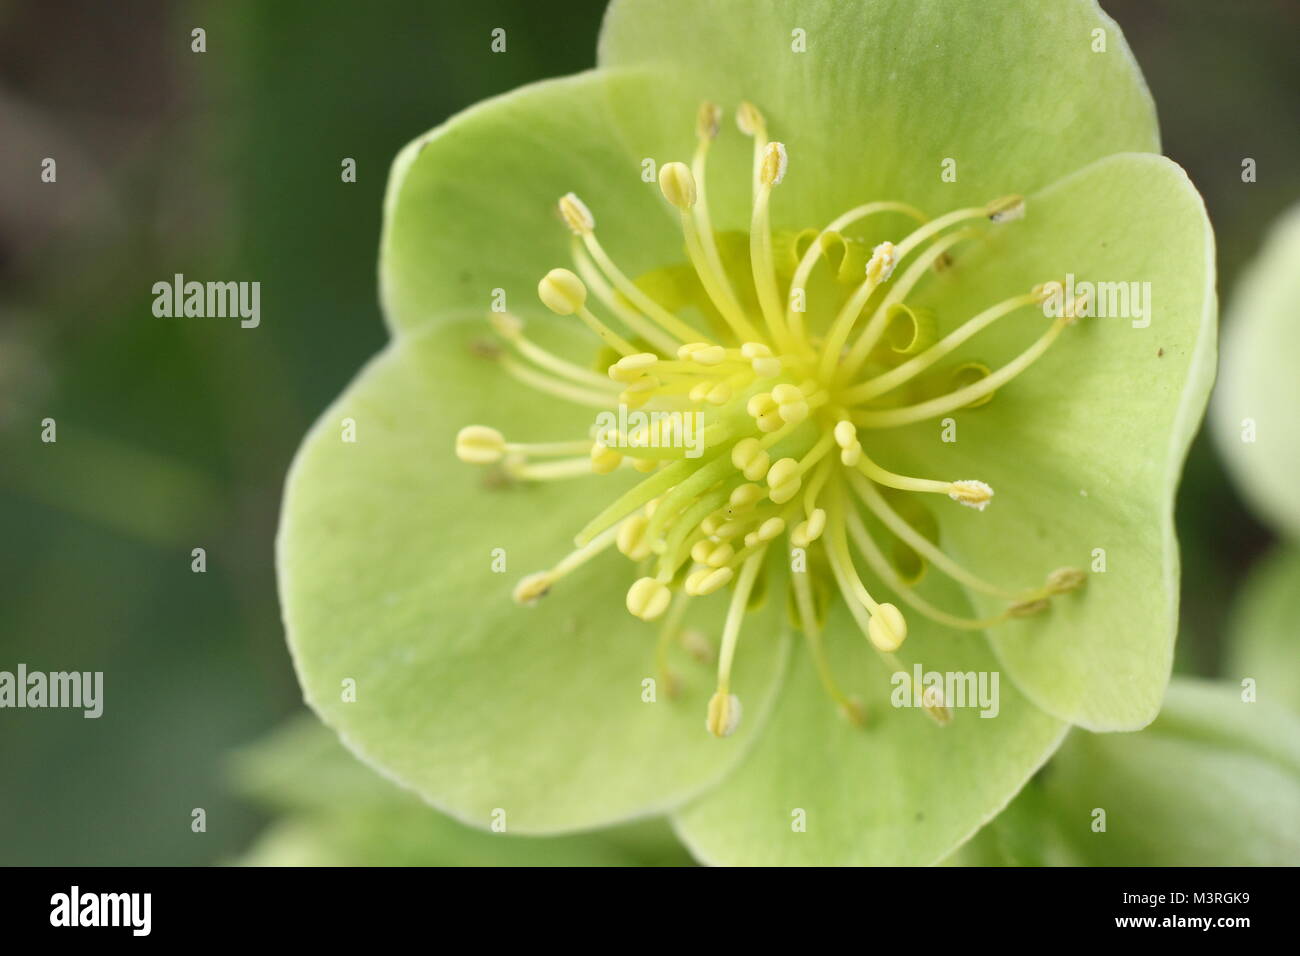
[{"x1": 0, "y1": 0, "x2": 1296, "y2": 864}]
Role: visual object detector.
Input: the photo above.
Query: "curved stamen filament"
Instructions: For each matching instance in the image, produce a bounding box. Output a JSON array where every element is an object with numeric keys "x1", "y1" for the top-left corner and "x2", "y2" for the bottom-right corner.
[
  {"x1": 817, "y1": 241, "x2": 899, "y2": 381},
  {"x1": 847, "y1": 470, "x2": 1022, "y2": 601},
  {"x1": 655, "y1": 590, "x2": 692, "y2": 697},
  {"x1": 841, "y1": 287, "x2": 1046, "y2": 404},
  {"x1": 708, "y1": 548, "x2": 767, "y2": 737},
  {"x1": 690, "y1": 102, "x2": 745, "y2": 327},
  {"x1": 491, "y1": 313, "x2": 616, "y2": 389},
  {"x1": 750, "y1": 142, "x2": 794, "y2": 352},
  {"x1": 570, "y1": 239, "x2": 681, "y2": 354},
  {"x1": 737, "y1": 100, "x2": 768, "y2": 201},
  {"x1": 573, "y1": 217, "x2": 714, "y2": 346},
  {"x1": 659, "y1": 162, "x2": 763, "y2": 344},
  {"x1": 852, "y1": 310, "x2": 1078, "y2": 429},
  {"x1": 512, "y1": 521, "x2": 623, "y2": 605},
  {"x1": 501, "y1": 355, "x2": 619, "y2": 408},
  {"x1": 791, "y1": 549, "x2": 865, "y2": 724},
  {"x1": 843, "y1": 505, "x2": 1018, "y2": 630},
  {"x1": 839, "y1": 228, "x2": 974, "y2": 381},
  {"x1": 507, "y1": 438, "x2": 594, "y2": 457},
  {"x1": 787, "y1": 201, "x2": 928, "y2": 350},
  {"x1": 824, "y1": 485, "x2": 881, "y2": 616},
  {"x1": 508, "y1": 456, "x2": 613, "y2": 480}
]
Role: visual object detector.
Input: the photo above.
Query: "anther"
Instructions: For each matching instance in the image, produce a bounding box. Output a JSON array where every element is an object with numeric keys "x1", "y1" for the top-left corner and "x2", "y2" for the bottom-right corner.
[
  {"x1": 706, "y1": 691, "x2": 742, "y2": 738},
  {"x1": 658, "y1": 161, "x2": 697, "y2": 210},
  {"x1": 948, "y1": 479, "x2": 994, "y2": 510},
  {"x1": 866, "y1": 241, "x2": 898, "y2": 283},
  {"x1": 591, "y1": 442, "x2": 623, "y2": 475},
  {"x1": 686, "y1": 566, "x2": 734, "y2": 596},
  {"x1": 791, "y1": 508, "x2": 827, "y2": 546},
  {"x1": 866, "y1": 602, "x2": 907, "y2": 652},
  {"x1": 731, "y1": 438, "x2": 771, "y2": 481},
  {"x1": 616, "y1": 515, "x2": 653, "y2": 560},
  {"x1": 1007, "y1": 598, "x2": 1050, "y2": 617},
  {"x1": 538, "y1": 268, "x2": 587, "y2": 315},
  {"x1": 1045, "y1": 567, "x2": 1087, "y2": 594},
  {"x1": 760, "y1": 142, "x2": 788, "y2": 186},
  {"x1": 609, "y1": 352, "x2": 658, "y2": 382},
  {"x1": 627, "y1": 577, "x2": 672, "y2": 621},
  {"x1": 767, "y1": 457, "x2": 801, "y2": 504},
  {"x1": 736, "y1": 101, "x2": 764, "y2": 137},
  {"x1": 729, "y1": 483, "x2": 766, "y2": 511},
  {"x1": 834, "y1": 420, "x2": 863, "y2": 467},
  {"x1": 455, "y1": 425, "x2": 506, "y2": 464},
  {"x1": 689, "y1": 344, "x2": 727, "y2": 366},
  {"x1": 488, "y1": 312, "x2": 524, "y2": 340},
  {"x1": 696, "y1": 101, "x2": 722, "y2": 140},
  {"x1": 558, "y1": 192, "x2": 595, "y2": 234},
  {"x1": 985, "y1": 195, "x2": 1025, "y2": 223},
  {"x1": 513, "y1": 571, "x2": 554, "y2": 605}
]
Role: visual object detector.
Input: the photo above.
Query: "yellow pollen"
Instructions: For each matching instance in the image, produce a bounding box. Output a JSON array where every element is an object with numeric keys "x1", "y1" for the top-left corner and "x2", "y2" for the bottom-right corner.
[
  {"x1": 760, "y1": 141, "x2": 788, "y2": 186},
  {"x1": 558, "y1": 192, "x2": 595, "y2": 234},
  {"x1": 948, "y1": 479, "x2": 994, "y2": 510}
]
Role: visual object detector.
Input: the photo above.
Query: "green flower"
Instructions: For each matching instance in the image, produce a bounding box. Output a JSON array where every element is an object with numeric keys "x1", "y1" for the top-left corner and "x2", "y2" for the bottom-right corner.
[
  {"x1": 1215, "y1": 202, "x2": 1300, "y2": 716},
  {"x1": 948, "y1": 678, "x2": 1300, "y2": 866},
  {"x1": 1214, "y1": 204, "x2": 1300, "y2": 538},
  {"x1": 279, "y1": 0, "x2": 1216, "y2": 864}
]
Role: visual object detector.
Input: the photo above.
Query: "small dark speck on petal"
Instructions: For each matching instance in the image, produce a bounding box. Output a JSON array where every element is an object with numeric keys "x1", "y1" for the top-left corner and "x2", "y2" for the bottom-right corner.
[{"x1": 1157, "y1": 348, "x2": 1164, "y2": 357}]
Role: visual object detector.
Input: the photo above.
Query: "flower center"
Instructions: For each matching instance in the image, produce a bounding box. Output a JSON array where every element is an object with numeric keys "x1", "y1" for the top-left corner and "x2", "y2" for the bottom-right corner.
[{"x1": 456, "y1": 101, "x2": 1088, "y2": 736}]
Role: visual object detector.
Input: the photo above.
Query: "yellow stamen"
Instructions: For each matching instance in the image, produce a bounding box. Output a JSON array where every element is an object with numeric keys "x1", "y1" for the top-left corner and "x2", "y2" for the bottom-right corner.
[
  {"x1": 852, "y1": 306, "x2": 1085, "y2": 429},
  {"x1": 708, "y1": 549, "x2": 766, "y2": 737},
  {"x1": 750, "y1": 141, "x2": 794, "y2": 351},
  {"x1": 658, "y1": 162, "x2": 762, "y2": 343}
]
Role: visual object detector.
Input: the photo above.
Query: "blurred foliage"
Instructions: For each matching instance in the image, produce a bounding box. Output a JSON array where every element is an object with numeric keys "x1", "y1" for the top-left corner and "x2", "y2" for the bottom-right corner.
[
  {"x1": 0, "y1": 0, "x2": 1295, "y2": 864},
  {"x1": 230, "y1": 715, "x2": 695, "y2": 866}
]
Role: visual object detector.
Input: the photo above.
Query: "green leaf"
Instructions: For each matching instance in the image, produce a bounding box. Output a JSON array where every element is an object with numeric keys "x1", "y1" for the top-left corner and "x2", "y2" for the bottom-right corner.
[
  {"x1": 231, "y1": 716, "x2": 696, "y2": 866},
  {"x1": 1225, "y1": 545, "x2": 1300, "y2": 715},
  {"x1": 1213, "y1": 203, "x2": 1300, "y2": 538},
  {"x1": 1037, "y1": 678, "x2": 1300, "y2": 865},
  {"x1": 278, "y1": 318, "x2": 790, "y2": 833},
  {"x1": 598, "y1": 0, "x2": 1159, "y2": 231},
  {"x1": 671, "y1": 574, "x2": 1066, "y2": 866},
  {"x1": 883, "y1": 153, "x2": 1216, "y2": 732}
]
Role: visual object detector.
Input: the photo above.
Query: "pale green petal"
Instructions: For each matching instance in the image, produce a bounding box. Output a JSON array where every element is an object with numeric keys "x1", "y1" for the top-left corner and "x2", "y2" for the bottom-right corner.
[
  {"x1": 598, "y1": 0, "x2": 1158, "y2": 231},
  {"x1": 1213, "y1": 203, "x2": 1300, "y2": 538},
  {"x1": 672, "y1": 575, "x2": 1066, "y2": 866},
  {"x1": 278, "y1": 319, "x2": 789, "y2": 833},
  {"x1": 380, "y1": 69, "x2": 682, "y2": 339},
  {"x1": 231, "y1": 717, "x2": 695, "y2": 866},
  {"x1": 882, "y1": 153, "x2": 1216, "y2": 731},
  {"x1": 1225, "y1": 546, "x2": 1300, "y2": 715},
  {"x1": 1038, "y1": 679, "x2": 1300, "y2": 865}
]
